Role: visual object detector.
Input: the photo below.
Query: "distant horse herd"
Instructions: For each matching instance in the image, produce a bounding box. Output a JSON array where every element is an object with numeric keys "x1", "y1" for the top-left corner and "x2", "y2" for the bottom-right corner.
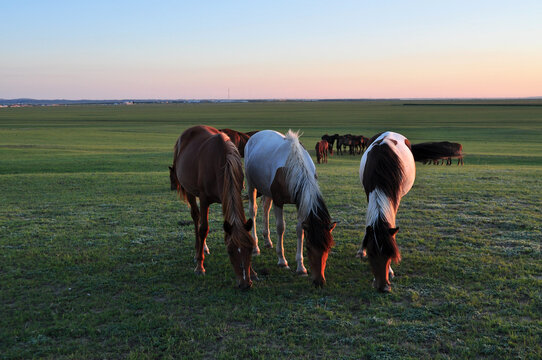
[
  {"x1": 318, "y1": 133, "x2": 464, "y2": 165},
  {"x1": 170, "y1": 126, "x2": 464, "y2": 292}
]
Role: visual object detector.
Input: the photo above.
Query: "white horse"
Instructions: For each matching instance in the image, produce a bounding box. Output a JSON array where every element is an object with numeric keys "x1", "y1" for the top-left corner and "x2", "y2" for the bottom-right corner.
[
  {"x1": 244, "y1": 130, "x2": 336, "y2": 287},
  {"x1": 359, "y1": 131, "x2": 416, "y2": 292}
]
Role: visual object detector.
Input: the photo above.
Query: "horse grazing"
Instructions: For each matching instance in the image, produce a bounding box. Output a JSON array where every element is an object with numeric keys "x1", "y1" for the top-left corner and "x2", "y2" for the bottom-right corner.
[
  {"x1": 321, "y1": 134, "x2": 339, "y2": 155},
  {"x1": 336, "y1": 134, "x2": 352, "y2": 155},
  {"x1": 411, "y1": 141, "x2": 464, "y2": 165},
  {"x1": 245, "y1": 130, "x2": 336, "y2": 287},
  {"x1": 315, "y1": 140, "x2": 329, "y2": 164},
  {"x1": 359, "y1": 131, "x2": 415, "y2": 292},
  {"x1": 219, "y1": 128, "x2": 251, "y2": 157},
  {"x1": 169, "y1": 125, "x2": 255, "y2": 290}
]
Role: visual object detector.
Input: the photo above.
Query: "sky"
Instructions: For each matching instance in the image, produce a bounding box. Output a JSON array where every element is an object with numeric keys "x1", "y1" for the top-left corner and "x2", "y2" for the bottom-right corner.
[{"x1": 1, "y1": 0, "x2": 542, "y2": 99}]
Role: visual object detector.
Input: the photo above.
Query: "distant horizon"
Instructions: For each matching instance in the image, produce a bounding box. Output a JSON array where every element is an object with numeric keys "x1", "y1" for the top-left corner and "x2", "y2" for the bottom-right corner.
[{"x1": 2, "y1": 96, "x2": 542, "y2": 102}]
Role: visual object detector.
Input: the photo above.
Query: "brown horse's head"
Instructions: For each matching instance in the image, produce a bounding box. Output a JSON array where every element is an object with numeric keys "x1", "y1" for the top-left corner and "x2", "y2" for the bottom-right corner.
[
  {"x1": 168, "y1": 165, "x2": 178, "y2": 191},
  {"x1": 224, "y1": 219, "x2": 254, "y2": 290},
  {"x1": 363, "y1": 224, "x2": 400, "y2": 292},
  {"x1": 303, "y1": 216, "x2": 336, "y2": 287}
]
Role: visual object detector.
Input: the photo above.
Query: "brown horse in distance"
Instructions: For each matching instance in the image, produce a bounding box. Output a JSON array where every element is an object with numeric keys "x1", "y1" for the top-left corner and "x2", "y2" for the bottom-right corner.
[
  {"x1": 315, "y1": 140, "x2": 329, "y2": 164},
  {"x1": 245, "y1": 130, "x2": 260, "y2": 137},
  {"x1": 321, "y1": 134, "x2": 339, "y2": 155},
  {"x1": 219, "y1": 128, "x2": 251, "y2": 157},
  {"x1": 169, "y1": 125, "x2": 256, "y2": 289}
]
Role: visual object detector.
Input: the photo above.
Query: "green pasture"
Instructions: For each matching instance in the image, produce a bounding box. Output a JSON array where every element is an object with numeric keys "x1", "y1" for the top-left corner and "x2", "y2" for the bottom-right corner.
[{"x1": 1, "y1": 101, "x2": 541, "y2": 359}]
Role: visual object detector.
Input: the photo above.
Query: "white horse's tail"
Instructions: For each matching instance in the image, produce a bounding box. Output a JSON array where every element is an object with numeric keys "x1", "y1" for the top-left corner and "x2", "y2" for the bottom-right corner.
[{"x1": 284, "y1": 130, "x2": 322, "y2": 221}]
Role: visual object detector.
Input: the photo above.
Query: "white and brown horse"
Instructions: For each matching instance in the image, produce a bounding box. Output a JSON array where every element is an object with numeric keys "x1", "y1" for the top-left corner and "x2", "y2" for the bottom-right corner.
[
  {"x1": 169, "y1": 125, "x2": 255, "y2": 290},
  {"x1": 245, "y1": 130, "x2": 336, "y2": 287},
  {"x1": 359, "y1": 131, "x2": 416, "y2": 292}
]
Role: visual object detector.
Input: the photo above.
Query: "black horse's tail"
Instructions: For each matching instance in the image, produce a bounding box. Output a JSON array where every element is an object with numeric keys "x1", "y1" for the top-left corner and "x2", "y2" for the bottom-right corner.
[{"x1": 410, "y1": 141, "x2": 463, "y2": 162}]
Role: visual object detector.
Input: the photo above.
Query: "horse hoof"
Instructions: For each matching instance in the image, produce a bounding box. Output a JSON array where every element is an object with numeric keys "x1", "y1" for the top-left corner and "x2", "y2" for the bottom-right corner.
[
  {"x1": 278, "y1": 263, "x2": 290, "y2": 270},
  {"x1": 312, "y1": 279, "x2": 325, "y2": 288},
  {"x1": 238, "y1": 281, "x2": 252, "y2": 291},
  {"x1": 379, "y1": 285, "x2": 391, "y2": 293},
  {"x1": 204, "y1": 248, "x2": 210, "y2": 255},
  {"x1": 252, "y1": 247, "x2": 261, "y2": 256},
  {"x1": 355, "y1": 248, "x2": 367, "y2": 258},
  {"x1": 194, "y1": 268, "x2": 206, "y2": 275},
  {"x1": 264, "y1": 242, "x2": 273, "y2": 249},
  {"x1": 297, "y1": 269, "x2": 308, "y2": 276}
]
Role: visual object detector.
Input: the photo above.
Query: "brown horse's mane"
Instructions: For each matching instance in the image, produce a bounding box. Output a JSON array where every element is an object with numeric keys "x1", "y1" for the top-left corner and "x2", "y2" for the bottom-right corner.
[
  {"x1": 305, "y1": 195, "x2": 335, "y2": 252},
  {"x1": 221, "y1": 141, "x2": 255, "y2": 249}
]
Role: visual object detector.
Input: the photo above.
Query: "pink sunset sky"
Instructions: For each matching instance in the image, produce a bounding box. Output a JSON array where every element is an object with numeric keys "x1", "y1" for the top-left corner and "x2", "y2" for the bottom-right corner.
[{"x1": 2, "y1": 1, "x2": 541, "y2": 99}]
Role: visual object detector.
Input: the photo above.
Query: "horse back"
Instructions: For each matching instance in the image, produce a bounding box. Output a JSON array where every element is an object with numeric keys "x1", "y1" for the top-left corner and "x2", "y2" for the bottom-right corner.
[
  {"x1": 360, "y1": 132, "x2": 415, "y2": 202},
  {"x1": 245, "y1": 130, "x2": 288, "y2": 194},
  {"x1": 176, "y1": 126, "x2": 231, "y2": 202}
]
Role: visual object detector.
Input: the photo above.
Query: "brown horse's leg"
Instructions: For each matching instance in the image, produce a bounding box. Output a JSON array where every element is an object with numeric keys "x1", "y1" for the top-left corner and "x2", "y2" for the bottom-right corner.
[
  {"x1": 186, "y1": 194, "x2": 200, "y2": 260},
  {"x1": 194, "y1": 198, "x2": 210, "y2": 275}
]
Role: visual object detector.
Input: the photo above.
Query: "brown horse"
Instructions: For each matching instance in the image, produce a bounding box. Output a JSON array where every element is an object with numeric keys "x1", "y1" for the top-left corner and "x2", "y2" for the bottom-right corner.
[
  {"x1": 315, "y1": 140, "x2": 329, "y2": 164},
  {"x1": 321, "y1": 134, "x2": 338, "y2": 155},
  {"x1": 219, "y1": 128, "x2": 251, "y2": 157},
  {"x1": 169, "y1": 125, "x2": 255, "y2": 290},
  {"x1": 245, "y1": 130, "x2": 260, "y2": 137}
]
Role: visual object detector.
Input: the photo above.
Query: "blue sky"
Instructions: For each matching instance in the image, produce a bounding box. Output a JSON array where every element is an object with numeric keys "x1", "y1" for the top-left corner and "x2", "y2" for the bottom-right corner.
[{"x1": 2, "y1": 1, "x2": 541, "y2": 99}]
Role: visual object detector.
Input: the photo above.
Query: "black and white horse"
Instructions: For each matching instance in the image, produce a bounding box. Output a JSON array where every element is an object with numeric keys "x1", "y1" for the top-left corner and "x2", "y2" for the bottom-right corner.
[{"x1": 359, "y1": 131, "x2": 416, "y2": 292}]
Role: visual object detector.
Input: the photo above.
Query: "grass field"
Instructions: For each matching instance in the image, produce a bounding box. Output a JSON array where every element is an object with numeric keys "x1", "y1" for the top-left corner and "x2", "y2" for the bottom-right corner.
[{"x1": 1, "y1": 101, "x2": 541, "y2": 359}]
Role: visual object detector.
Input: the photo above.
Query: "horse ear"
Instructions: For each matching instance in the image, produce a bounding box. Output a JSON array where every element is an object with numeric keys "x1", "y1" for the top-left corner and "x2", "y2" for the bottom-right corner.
[
  {"x1": 389, "y1": 227, "x2": 399, "y2": 236},
  {"x1": 223, "y1": 221, "x2": 233, "y2": 235},
  {"x1": 329, "y1": 222, "x2": 337, "y2": 232},
  {"x1": 244, "y1": 218, "x2": 253, "y2": 231}
]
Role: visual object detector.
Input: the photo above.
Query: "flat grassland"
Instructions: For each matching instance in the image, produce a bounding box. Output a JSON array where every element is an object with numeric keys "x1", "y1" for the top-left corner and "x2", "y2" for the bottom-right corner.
[{"x1": 1, "y1": 101, "x2": 541, "y2": 359}]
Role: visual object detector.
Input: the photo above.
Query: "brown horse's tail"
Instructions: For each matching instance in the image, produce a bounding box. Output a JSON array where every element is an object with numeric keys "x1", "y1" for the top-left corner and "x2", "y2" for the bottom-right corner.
[
  {"x1": 222, "y1": 141, "x2": 254, "y2": 248},
  {"x1": 172, "y1": 136, "x2": 188, "y2": 203}
]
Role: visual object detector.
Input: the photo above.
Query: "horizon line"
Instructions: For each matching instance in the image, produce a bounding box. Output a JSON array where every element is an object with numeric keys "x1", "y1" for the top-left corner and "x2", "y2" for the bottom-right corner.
[{"x1": 2, "y1": 96, "x2": 542, "y2": 102}]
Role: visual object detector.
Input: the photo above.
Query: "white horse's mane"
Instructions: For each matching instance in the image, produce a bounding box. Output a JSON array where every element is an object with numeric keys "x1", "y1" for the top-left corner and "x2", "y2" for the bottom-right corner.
[{"x1": 284, "y1": 130, "x2": 322, "y2": 221}]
